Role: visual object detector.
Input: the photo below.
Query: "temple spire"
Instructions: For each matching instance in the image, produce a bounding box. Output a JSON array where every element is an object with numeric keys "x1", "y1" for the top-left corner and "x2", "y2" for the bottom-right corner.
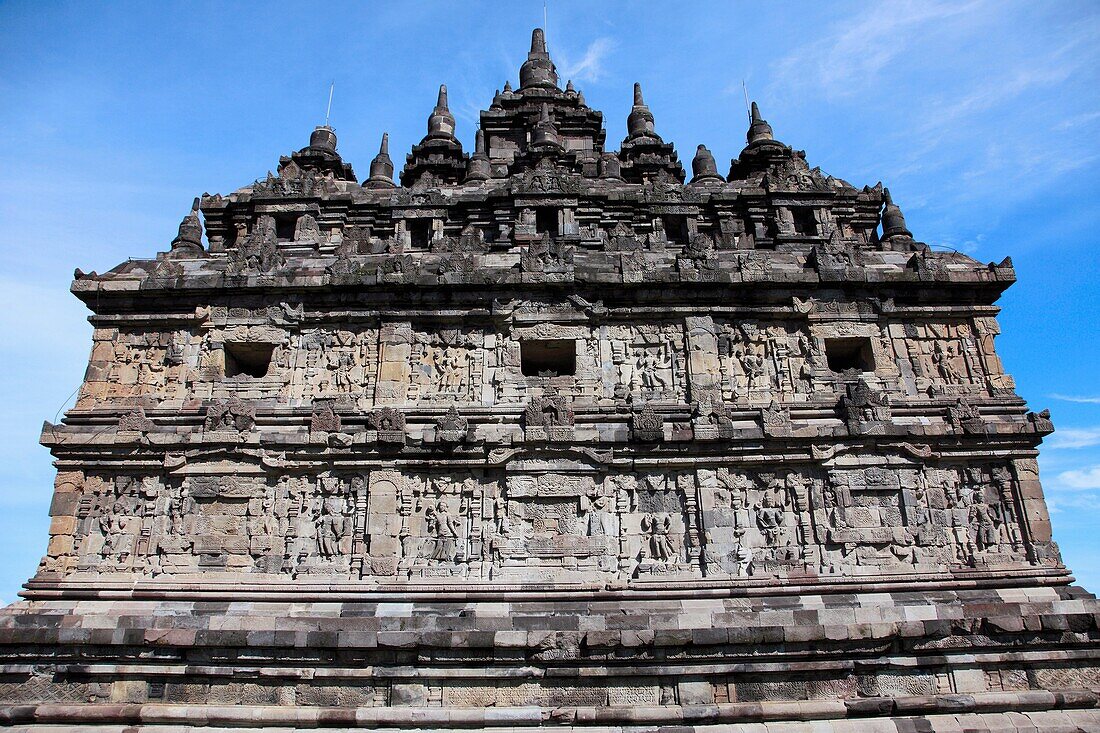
[
  {"x1": 170, "y1": 197, "x2": 205, "y2": 255},
  {"x1": 466, "y1": 129, "x2": 491, "y2": 181},
  {"x1": 690, "y1": 144, "x2": 723, "y2": 183},
  {"x1": 365, "y1": 132, "x2": 396, "y2": 188},
  {"x1": 746, "y1": 101, "x2": 775, "y2": 145},
  {"x1": 519, "y1": 27, "x2": 559, "y2": 91},
  {"x1": 427, "y1": 84, "x2": 456, "y2": 140},
  {"x1": 880, "y1": 188, "x2": 912, "y2": 240},
  {"x1": 309, "y1": 125, "x2": 337, "y2": 152},
  {"x1": 530, "y1": 103, "x2": 564, "y2": 153},
  {"x1": 626, "y1": 82, "x2": 658, "y2": 140}
]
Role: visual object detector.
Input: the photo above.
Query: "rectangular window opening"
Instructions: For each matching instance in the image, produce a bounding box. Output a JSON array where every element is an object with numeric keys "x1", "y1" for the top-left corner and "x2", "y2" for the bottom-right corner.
[
  {"x1": 792, "y1": 208, "x2": 818, "y2": 236},
  {"x1": 535, "y1": 208, "x2": 558, "y2": 236},
  {"x1": 662, "y1": 215, "x2": 689, "y2": 245},
  {"x1": 521, "y1": 339, "x2": 576, "y2": 377},
  {"x1": 274, "y1": 215, "x2": 297, "y2": 242},
  {"x1": 224, "y1": 342, "x2": 276, "y2": 379},
  {"x1": 408, "y1": 219, "x2": 433, "y2": 249},
  {"x1": 824, "y1": 337, "x2": 875, "y2": 373}
]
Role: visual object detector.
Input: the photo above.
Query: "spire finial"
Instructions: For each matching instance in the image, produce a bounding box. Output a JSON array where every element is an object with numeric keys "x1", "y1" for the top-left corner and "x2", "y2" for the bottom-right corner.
[
  {"x1": 170, "y1": 197, "x2": 204, "y2": 254},
  {"x1": 746, "y1": 100, "x2": 775, "y2": 145},
  {"x1": 309, "y1": 125, "x2": 337, "y2": 151},
  {"x1": 466, "y1": 129, "x2": 491, "y2": 181},
  {"x1": 880, "y1": 187, "x2": 912, "y2": 240},
  {"x1": 366, "y1": 132, "x2": 396, "y2": 188},
  {"x1": 427, "y1": 84, "x2": 457, "y2": 139},
  {"x1": 530, "y1": 102, "x2": 564, "y2": 153},
  {"x1": 519, "y1": 27, "x2": 559, "y2": 90},
  {"x1": 626, "y1": 82, "x2": 657, "y2": 140},
  {"x1": 691, "y1": 144, "x2": 723, "y2": 184},
  {"x1": 531, "y1": 27, "x2": 547, "y2": 56}
]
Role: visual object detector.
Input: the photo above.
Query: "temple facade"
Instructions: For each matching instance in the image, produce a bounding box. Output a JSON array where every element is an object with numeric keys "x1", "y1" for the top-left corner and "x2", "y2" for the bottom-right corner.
[{"x1": 3, "y1": 29, "x2": 1098, "y2": 732}]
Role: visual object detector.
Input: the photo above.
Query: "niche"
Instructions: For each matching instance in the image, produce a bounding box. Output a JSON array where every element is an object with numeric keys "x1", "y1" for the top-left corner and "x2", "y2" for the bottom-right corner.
[
  {"x1": 408, "y1": 218, "x2": 433, "y2": 248},
  {"x1": 521, "y1": 340, "x2": 576, "y2": 377},
  {"x1": 661, "y1": 214, "x2": 689, "y2": 245},
  {"x1": 274, "y1": 215, "x2": 297, "y2": 242},
  {"x1": 224, "y1": 342, "x2": 276, "y2": 378},
  {"x1": 824, "y1": 337, "x2": 875, "y2": 373},
  {"x1": 535, "y1": 208, "x2": 558, "y2": 236},
  {"x1": 792, "y1": 208, "x2": 818, "y2": 236}
]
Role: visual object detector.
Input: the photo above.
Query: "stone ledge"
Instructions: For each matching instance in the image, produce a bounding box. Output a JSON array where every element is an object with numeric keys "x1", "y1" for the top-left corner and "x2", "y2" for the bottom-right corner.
[{"x1": 0, "y1": 689, "x2": 1095, "y2": 728}]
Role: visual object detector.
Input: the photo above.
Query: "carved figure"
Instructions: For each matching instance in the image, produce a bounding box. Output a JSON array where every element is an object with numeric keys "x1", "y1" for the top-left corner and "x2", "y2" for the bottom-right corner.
[
  {"x1": 423, "y1": 500, "x2": 461, "y2": 563},
  {"x1": 636, "y1": 347, "x2": 670, "y2": 391},
  {"x1": 739, "y1": 346, "x2": 767, "y2": 390},
  {"x1": 316, "y1": 497, "x2": 350, "y2": 559},
  {"x1": 932, "y1": 341, "x2": 966, "y2": 383},
  {"x1": 971, "y1": 502, "x2": 1001, "y2": 552},
  {"x1": 756, "y1": 487, "x2": 786, "y2": 547},
  {"x1": 586, "y1": 495, "x2": 616, "y2": 537},
  {"x1": 642, "y1": 514, "x2": 677, "y2": 563}
]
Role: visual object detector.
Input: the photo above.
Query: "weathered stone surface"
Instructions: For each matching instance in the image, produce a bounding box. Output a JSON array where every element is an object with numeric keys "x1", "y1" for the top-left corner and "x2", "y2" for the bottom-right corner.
[{"x1": 5, "y1": 26, "x2": 1097, "y2": 732}]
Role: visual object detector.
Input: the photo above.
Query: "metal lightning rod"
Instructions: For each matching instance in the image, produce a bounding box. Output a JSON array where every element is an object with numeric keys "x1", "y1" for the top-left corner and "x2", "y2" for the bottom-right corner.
[
  {"x1": 325, "y1": 81, "x2": 335, "y2": 127},
  {"x1": 742, "y1": 80, "x2": 751, "y2": 123}
]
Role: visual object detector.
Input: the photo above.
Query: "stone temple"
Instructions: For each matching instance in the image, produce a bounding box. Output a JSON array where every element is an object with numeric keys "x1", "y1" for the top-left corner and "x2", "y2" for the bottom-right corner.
[{"x1": 2, "y1": 28, "x2": 1099, "y2": 732}]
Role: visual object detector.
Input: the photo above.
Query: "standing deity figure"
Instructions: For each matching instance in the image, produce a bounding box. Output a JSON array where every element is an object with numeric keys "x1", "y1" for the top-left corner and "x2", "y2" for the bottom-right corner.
[
  {"x1": 971, "y1": 502, "x2": 1001, "y2": 552},
  {"x1": 642, "y1": 514, "x2": 677, "y2": 563},
  {"x1": 740, "y1": 346, "x2": 767, "y2": 391},
  {"x1": 932, "y1": 341, "x2": 965, "y2": 383},
  {"x1": 636, "y1": 347, "x2": 670, "y2": 392},
  {"x1": 948, "y1": 482, "x2": 975, "y2": 564},
  {"x1": 586, "y1": 495, "x2": 616, "y2": 537},
  {"x1": 316, "y1": 497, "x2": 348, "y2": 559},
  {"x1": 432, "y1": 346, "x2": 467, "y2": 395},
  {"x1": 330, "y1": 349, "x2": 356, "y2": 392},
  {"x1": 425, "y1": 500, "x2": 461, "y2": 563},
  {"x1": 494, "y1": 496, "x2": 511, "y2": 537},
  {"x1": 756, "y1": 488, "x2": 786, "y2": 547}
]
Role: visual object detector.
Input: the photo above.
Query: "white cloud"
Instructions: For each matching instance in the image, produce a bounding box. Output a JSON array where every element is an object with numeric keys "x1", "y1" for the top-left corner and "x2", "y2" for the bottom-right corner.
[
  {"x1": 1056, "y1": 466, "x2": 1100, "y2": 490},
  {"x1": 769, "y1": 0, "x2": 979, "y2": 100},
  {"x1": 1055, "y1": 110, "x2": 1100, "y2": 131},
  {"x1": 1051, "y1": 394, "x2": 1100, "y2": 404},
  {"x1": 1046, "y1": 428, "x2": 1100, "y2": 450},
  {"x1": 556, "y1": 37, "x2": 616, "y2": 84}
]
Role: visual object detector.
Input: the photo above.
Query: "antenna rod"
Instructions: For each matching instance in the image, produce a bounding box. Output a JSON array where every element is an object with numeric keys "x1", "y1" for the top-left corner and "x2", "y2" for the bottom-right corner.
[
  {"x1": 325, "y1": 81, "x2": 335, "y2": 126},
  {"x1": 544, "y1": 0, "x2": 549, "y2": 49},
  {"x1": 742, "y1": 80, "x2": 751, "y2": 123}
]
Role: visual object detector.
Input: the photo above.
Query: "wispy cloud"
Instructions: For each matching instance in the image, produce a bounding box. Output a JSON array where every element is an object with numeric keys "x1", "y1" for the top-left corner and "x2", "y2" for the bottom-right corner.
[
  {"x1": 1055, "y1": 466, "x2": 1100, "y2": 491},
  {"x1": 1051, "y1": 394, "x2": 1100, "y2": 404},
  {"x1": 556, "y1": 37, "x2": 616, "y2": 84},
  {"x1": 1046, "y1": 428, "x2": 1100, "y2": 450},
  {"x1": 769, "y1": 0, "x2": 980, "y2": 101},
  {"x1": 1055, "y1": 110, "x2": 1100, "y2": 131}
]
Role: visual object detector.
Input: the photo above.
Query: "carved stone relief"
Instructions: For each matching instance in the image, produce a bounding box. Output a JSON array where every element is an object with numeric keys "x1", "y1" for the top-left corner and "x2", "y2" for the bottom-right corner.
[{"x1": 717, "y1": 320, "x2": 816, "y2": 403}]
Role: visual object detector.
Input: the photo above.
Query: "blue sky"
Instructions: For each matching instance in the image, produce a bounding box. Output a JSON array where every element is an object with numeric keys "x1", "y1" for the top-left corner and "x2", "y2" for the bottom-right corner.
[{"x1": 0, "y1": 1, "x2": 1098, "y2": 600}]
